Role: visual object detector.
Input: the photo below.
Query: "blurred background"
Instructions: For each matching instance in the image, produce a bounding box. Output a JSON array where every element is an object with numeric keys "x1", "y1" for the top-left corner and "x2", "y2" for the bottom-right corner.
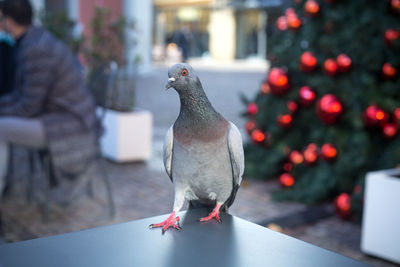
[{"x1": 1, "y1": 0, "x2": 399, "y2": 266}]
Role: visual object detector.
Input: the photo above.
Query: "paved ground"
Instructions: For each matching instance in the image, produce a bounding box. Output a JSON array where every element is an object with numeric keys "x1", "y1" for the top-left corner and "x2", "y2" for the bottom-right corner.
[{"x1": 0, "y1": 61, "x2": 397, "y2": 267}]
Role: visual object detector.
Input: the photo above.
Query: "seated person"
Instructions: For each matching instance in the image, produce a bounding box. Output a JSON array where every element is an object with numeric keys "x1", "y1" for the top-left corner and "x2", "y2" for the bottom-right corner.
[{"x1": 0, "y1": 0, "x2": 99, "y2": 199}]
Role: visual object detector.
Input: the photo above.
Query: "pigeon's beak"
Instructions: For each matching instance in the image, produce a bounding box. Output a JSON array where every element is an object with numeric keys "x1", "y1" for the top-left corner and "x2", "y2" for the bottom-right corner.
[{"x1": 165, "y1": 77, "x2": 176, "y2": 90}]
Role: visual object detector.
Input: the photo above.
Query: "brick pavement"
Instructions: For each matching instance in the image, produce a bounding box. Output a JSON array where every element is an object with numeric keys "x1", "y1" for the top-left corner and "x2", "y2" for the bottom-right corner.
[{"x1": 1, "y1": 63, "x2": 396, "y2": 267}]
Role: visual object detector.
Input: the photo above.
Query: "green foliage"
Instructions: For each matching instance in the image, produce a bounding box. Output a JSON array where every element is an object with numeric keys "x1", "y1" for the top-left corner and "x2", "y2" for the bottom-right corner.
[
  {"x1": 40, "y1": 10, "x2": 83, "y2": 54},
  {"x1": 244, "y1": 0, "x2": 400, "y2": 218},
  {"x1": 85, "y1": 7, "x2": 136, "y2": 112}
]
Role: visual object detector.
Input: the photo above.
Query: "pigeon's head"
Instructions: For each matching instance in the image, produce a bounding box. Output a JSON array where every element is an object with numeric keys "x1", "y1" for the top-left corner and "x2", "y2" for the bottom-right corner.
[{"x1": 165, "y1": 63, "x2": 200, "y2": 93}]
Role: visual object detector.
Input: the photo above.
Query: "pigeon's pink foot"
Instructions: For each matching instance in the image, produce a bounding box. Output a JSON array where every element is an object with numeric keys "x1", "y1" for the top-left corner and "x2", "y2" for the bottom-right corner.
[
  {"x1": 149, "y1": 211, "x2": 181, "y2": 234},
  {"x1": 199, "y1": 203, "x2": 222, "y2": 223}
]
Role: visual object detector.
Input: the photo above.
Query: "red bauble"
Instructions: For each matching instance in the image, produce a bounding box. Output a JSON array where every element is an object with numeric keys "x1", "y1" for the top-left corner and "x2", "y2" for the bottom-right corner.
[
  {"x1": 384, "y1": 29, "x2": 400, "y2": 46},
  {"x1": 305, "y1": 0, "x2": 320, "y2": 17},
  {"x1": 247, "y1": 102, "x2": 258, "y2": 115},
  {"x1": 285, "y1": 8, "x2": 296, "y2": 16},
  {"x1": 279, "y1": 173, "x2": 295, "y2": 188},
  {"x1": 251, "y1": 129, "x2": 265, "y2": 143},
  {"x1": 283, "y1": 162, "x2": 293, "y2": 172},
  {"x1": 245, "y1": 121, "x2": 256, "y2": 133},
  {"x1": 316, "y1": 94, "x2": 343, "y2": 124},
  {"x1": 260, "y1": 82, "x2": 271, "y2": 95},
  {"x1": 321, "y1": 143, "x2": 338, "y2": 161},
  {"x1": 335, "y1": 193, "x2": 352, "y2": 219},
  {"x1": 383, "y1": 122, "x2": 398, "y2": 139},
  {"x1": 336, "y1": 54, "x2": 352, "y2": 72},
  {"x1": 277, "y1": 114, "x2": 293, "y2": 128},
  {"x1": 287, "y1": 14, "x2": 301, "y2": 30},
  {"x1": 300, "y1": 52, "x2": 317, "y2": 72},
  {"x1": 287, "y1": 100, "x2": 298, "y2": 113},
  {"x1": 323, "y1": 58, "x2": 339, "y2": 76},
  {"x1": 389, "y1": 0, "x2": 400, "y2": 13},
  {"x1": 299, "y1": 86, "x2": 316, "y2": 107},
  {"x1": 267, "y1": 68, "x2": 290, "y2": 95},
  {"x1": 394, "y1": 107, "x2": 400, "y2": 121},
  {"x1": 364, "y1": 105, "x2": 389, "y2": 127},
  {"x1": 303, "y1": 143, "x2": 319, "y2": 164},
  {"x1": 382, "y1": 63, "x2": 397, "y2": 79},
  {"x1": 276, "y1": 16, "x2": 288, "y2": 31},
  {"x1": 289, "y1": 150, "x2": 304, "y2": 165}
]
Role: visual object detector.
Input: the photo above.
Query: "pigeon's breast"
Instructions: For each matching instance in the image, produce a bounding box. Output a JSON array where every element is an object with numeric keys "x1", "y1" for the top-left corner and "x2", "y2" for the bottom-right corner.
[{"x1": 172, "y1": 128, "x2": 233, "y2": 202}]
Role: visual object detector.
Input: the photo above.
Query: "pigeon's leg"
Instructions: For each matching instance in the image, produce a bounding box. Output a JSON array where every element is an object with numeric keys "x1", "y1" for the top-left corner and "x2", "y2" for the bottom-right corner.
[
  {"x1": 149, "y1": 191, "x2": 185, "y2": 233},
  {"x1": 199, "y1": 202, "x2": 223, "y2": 223}
]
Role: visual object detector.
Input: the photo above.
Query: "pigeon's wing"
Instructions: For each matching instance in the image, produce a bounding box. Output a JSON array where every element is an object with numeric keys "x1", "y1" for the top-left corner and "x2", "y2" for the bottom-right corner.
[
  {"x1": 227, "y1": 122, "x2": 245, "y2": 189},
  {"x1": 163, "y1": 125, "x2": 174, "y2": 182}
]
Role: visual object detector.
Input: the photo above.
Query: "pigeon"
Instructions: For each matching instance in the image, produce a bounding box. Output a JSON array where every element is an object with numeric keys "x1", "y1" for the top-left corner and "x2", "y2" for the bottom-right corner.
[{"x1": 149, "y1": 63, "x2": 244, "y2": 233}]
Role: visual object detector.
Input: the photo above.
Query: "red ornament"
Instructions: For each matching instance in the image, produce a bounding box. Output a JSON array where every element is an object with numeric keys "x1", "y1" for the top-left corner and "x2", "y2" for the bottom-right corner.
[
  {"x1": 394, "y1": 107, "x2": 400, "y2": 121},
  {"x1": 277, "y1": 114, "x2": 293, "y2": 128},
  {"x1": 276, "y1": 16, "x2": 288, "y2": 31},
  {"x1": 299, "y1": 86, "x2": 316, "y2": 107},
  {"x1": 279, "y1": 173, "x2": 295, "y2": 188},
  {"x1": 336, "y1": 54, "x2": 352, "y2": 72},
  {"x1": 304, "y1": 0, "x2": 320, "y2": 17},
  {"x1": 383, "y1": 122, "x2": 398, "y2": 139},
  {"x1": 267, "y1": 68, "x2": 290, "y2": 95},
  {"x1": 321, "y1": 143, "x2": 338, "y2": 161},
  {"x1": 245, "y1": 121, "x2": 256, "y2": 133},
  {"x1": 303, "y1": 143, "x2": 319, "y2": 164},
  {"x1": 382, "y1": 63, "x2": 397, "y2": 79},
  {"x1": 384, "y1": 29, "x2": 400, "y2": 46},
  {"x1": 287, "y1": 100, "x2": 298, "y2": 113},
  {"x1": 260, "y1": 82, "x2": 270, "y2": 95},
  {"x1": 289, "y1": 150, "x2": 304, "y2": 165},
  {"x1": 287, "y1": 13, "x2": 301, "y2": 30},
  {"x1": 300, "y1": 52, "x2": 317, "y2": 72},
  {"x1": 389, "y1": 0, "x2": 400, "y2": 13},
  {"x1": 323, "y1": 58, "x2": 339, "y2": 76},
  {"x1": 364, "y1": 105, "x2": 389, "y2": 128},
  {"x1": 316, "y1": 94, "x2": 343, "y2": 124},
  {"x1": 251, "y1": 129, "x2": 265, "y2": 143},
  {"x1": 285, "y1": 8, "x2": 296, "y2": 16},
  {"x1": 247, "y1": 102, "x2": 258, "y2": 115},
  {"x1": 283, "y1": 162, "x2": 293, "y2": 172},
  {"x1": 335, "y1": 193, "x2": 352, "y2": 219}
]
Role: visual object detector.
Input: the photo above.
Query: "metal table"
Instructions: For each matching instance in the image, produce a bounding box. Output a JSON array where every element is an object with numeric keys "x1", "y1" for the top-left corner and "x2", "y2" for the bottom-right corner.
[{"x1": 0, "y1": 208, "x2": 369, "y2": 267}]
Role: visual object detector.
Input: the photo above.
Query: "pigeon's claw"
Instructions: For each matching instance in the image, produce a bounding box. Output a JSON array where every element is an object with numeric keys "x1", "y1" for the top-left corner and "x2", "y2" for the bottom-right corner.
[
  {"x1": 149, "y1": 211, "x2": 182, "y2": 233},
  {"x1": 199, "y1": 203, "x2": 223, "y2": 223}
]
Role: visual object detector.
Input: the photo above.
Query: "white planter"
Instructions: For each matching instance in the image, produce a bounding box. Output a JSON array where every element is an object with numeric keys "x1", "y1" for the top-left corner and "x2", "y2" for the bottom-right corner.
[
  {"x1": 361, "y1": 168, "x2": 400, "y2": 264},
  {"x1": 99, "y1": 108, "x2": 153, "y2": 162}
]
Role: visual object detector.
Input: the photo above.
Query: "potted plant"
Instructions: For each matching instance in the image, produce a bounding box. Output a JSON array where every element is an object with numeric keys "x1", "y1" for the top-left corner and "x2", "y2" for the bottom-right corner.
[{"x1": 86, "y1": 7, "x2": 152, "y2": 162}]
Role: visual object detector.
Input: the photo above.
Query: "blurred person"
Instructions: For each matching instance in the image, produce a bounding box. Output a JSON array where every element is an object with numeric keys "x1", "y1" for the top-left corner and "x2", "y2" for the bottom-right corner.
[
  {"x1": 0, "y1": 1, "x2": 15, "y2": 96},
  {"x1": 176, "y1": 26, "x2": 192, "y2": 62},
  {"x1": 0, "y1": 0, "x2": 99, "y2": 200}
]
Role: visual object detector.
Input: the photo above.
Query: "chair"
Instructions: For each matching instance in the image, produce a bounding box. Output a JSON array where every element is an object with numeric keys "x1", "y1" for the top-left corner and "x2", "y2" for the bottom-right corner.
[{"x1": 22, "y1": 61, "x2": 119, "y2": 222}]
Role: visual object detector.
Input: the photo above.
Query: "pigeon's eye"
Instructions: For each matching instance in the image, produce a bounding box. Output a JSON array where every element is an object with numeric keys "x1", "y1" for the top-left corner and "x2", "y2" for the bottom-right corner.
[{"x1": 181, "y1": 69, "x2": 188, "y2": 76}]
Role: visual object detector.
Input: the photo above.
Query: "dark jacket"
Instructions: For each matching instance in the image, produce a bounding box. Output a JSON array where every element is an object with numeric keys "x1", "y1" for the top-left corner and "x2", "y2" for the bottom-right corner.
[{"x1": 0, "y1": 26, "x2": 99, "y2": 177}]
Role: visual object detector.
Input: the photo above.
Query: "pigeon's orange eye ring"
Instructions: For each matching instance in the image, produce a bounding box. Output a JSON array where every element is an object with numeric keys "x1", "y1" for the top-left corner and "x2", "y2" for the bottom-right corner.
[{"x1": 181, "y1": 69, "x2": 188, "y2": 76}]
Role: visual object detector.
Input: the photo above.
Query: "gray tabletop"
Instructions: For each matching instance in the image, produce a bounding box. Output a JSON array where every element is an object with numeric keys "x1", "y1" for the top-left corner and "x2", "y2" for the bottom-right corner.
[{"x1": 0, "y1": 208, "x2": 369, "y2": 267}]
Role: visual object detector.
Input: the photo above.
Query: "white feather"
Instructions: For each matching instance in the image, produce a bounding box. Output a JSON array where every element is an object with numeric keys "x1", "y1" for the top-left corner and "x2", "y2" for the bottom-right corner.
[
  {"x1": 227, "y1": 122, "x2": 245, "y2": 187},
  {"x1": 163, "y1": 125, "x2": 174, "y2": 180}
]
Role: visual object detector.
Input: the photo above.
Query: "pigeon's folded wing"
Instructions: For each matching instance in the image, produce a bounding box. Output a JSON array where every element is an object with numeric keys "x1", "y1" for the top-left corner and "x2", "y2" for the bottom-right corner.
[
  {"x1": 163, "y1": 125, "x2": 174, "y2": 182},
  {"x1": 227, "y1": 122, "x2": 245, "y2": 188}
]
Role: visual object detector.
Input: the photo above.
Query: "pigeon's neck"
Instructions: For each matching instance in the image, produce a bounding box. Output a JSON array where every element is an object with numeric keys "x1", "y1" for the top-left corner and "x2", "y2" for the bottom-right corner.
[
  {"x1": 177, "y1": 82, "x2": 220, "y2": 125},
  {"x1": 174, "y1": 79, "x2": 228, "y2": 142}
]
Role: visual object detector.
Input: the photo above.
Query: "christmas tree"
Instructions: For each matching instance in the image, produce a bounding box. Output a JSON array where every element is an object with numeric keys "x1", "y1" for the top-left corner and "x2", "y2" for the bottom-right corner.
[{"x1": 243, "y1": 0, "x2": 400, "y2": 219}]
